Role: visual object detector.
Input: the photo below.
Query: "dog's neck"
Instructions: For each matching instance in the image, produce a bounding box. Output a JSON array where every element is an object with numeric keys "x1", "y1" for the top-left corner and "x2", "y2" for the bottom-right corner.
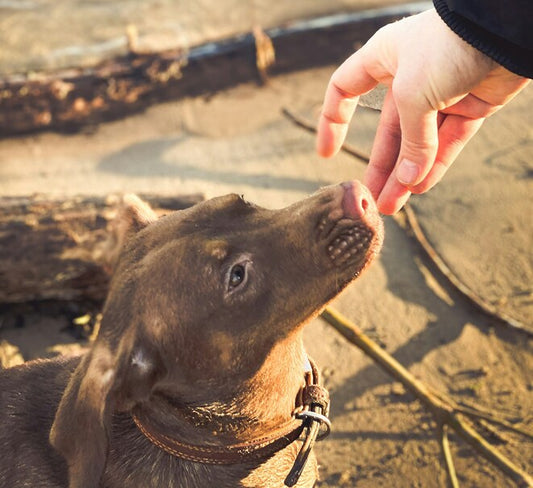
[{"x1": 135, "y1": 332, "x2": 308, "y2": 446}]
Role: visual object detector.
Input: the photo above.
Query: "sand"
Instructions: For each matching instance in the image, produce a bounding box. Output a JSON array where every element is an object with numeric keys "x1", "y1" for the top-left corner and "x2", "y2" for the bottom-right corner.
[{"x1": 0, "y1": 62, "x2": 532, "y2": 487}]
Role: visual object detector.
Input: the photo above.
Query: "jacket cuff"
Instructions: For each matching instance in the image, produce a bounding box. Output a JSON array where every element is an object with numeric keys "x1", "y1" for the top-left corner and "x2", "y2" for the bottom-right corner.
[{"x1": 433, "y1": 0, "x2": 533, "y2": 78}]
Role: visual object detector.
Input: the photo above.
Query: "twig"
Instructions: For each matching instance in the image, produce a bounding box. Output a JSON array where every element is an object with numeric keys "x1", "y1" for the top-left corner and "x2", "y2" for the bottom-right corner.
[
  {"x1": 320, "y1": 307, "x2": 533, "y2": 487},
  {"x1": 452, "y1": 404, "x2": 533, "y2": 440},
  {"x1": 476, "y1": 418, "x2": 515, "y2": 446},
  {"x1": 253, "y1": 25, "x2": 275, "y2": 84},
  {"x1": 281, "y1": 108, "x2": 370, "y2": 163},
  {"x1": 439, "y1": 423, "x2": 460, "y2": 488},
  {"x1": 402, "y1": 205, "x2": 533, "y2": 338},
  {"x1": 282, "y1": 106, "x2": 533, "y2": 337},
  {"x1": 425, "y1": 386, "x2": 526, "y2": 440}
]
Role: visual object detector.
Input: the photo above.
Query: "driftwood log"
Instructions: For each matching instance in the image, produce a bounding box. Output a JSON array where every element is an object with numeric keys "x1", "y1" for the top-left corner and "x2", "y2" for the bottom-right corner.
[
  {"x1": 0, "y1": 194, "x2": 203, "y2": 303},
  {"x1": 0, "y1": 4, "x2": 427, "y2": 137}
]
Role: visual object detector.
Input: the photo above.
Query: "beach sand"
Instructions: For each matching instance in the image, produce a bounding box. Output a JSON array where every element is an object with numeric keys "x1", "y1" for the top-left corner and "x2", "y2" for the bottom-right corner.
[{"x1": 0, "y1": 48, "x2": 531, "y2": 488}]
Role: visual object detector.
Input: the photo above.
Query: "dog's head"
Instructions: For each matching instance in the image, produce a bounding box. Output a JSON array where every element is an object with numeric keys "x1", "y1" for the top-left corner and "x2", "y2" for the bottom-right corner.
[{"x1": 50, "y1": 181, "x2": 383, "y2": 487}]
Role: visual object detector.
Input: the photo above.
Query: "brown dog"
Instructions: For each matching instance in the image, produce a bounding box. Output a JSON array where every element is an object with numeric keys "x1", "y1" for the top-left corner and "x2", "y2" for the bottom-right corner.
[{"x1": 0, "y1": 181, "x2": 383, "y2": 488}]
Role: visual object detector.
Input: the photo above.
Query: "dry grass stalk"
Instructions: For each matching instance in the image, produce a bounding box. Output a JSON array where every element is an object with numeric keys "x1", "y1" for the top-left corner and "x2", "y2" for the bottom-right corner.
[{"x1": 320, "y1": 307, "x2": 533, "y2": 487}]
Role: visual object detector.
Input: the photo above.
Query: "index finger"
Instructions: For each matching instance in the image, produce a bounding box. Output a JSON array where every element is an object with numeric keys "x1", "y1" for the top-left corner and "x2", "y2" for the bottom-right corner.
[{"x1": 316, "y1": 50, "x2": 379, "y2": 158}]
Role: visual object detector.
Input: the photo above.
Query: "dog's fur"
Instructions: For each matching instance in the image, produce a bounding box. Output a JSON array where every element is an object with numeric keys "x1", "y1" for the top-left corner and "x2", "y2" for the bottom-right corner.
[{"x1": 0, "y1": 181, "x2": 383, "y2": 488}]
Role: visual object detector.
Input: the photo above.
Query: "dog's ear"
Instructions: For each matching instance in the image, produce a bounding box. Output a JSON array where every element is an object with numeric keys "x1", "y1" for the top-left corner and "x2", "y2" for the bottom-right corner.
[
  {"x1": 50, "y1": 333, "x2": 162, "y2": 488},
  {"x1": 100, "y1": 194, "x2": 158, "y2": 273},
  {"x1": 116, "y1": 194, "x2": 158, "y2": 238}
]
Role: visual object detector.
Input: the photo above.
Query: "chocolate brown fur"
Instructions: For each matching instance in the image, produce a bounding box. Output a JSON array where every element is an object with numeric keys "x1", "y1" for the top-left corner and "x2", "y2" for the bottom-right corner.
[{"x1": 0, "y1": 182, "x2": 383, "y2": 488}]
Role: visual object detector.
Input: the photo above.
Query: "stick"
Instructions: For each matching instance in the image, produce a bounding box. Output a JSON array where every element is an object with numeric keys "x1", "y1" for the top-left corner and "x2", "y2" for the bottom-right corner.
[
  {"x1": 281, "y1": 108, "x2": 370, "y2": 163},
  {"x1": 439, "y1": 423, "x2": 460, "y2": 488},
  {"x1": 402, "y1": 205, "x2": 533, "y2": 338},
  {"x1": 452, "y1": 404, "x2": 533, "y2": 440},
  {"x1": 320, "y1": 307, "x2": 533, "y2": 487}
]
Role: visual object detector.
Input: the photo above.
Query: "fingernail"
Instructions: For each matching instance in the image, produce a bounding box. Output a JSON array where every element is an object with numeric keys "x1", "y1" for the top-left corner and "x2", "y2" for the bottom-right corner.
[{"x1": 397, "y1": 159, "x2": 419, "y2": 185}]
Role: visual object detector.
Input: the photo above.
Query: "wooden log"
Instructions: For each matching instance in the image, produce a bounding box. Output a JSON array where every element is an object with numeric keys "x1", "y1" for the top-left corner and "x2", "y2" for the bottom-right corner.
[
  {"x1": 0, "y1": 194, "x2": 203, "y2": 304},
  {"x1": 0, "y1": 4, "x2": 427, "y2": 137}
]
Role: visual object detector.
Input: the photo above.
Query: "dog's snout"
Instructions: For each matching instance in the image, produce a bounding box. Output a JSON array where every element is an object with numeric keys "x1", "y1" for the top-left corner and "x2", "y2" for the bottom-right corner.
[{"x1": 341, "y1": 181, "x2": 373, "y2": 220}]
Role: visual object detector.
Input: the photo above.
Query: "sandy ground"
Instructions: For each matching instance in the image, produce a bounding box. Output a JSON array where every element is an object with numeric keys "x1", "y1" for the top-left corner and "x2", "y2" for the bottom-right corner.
[{"x1": 0, "y1": 61, "x2": 532, "y2": 487}]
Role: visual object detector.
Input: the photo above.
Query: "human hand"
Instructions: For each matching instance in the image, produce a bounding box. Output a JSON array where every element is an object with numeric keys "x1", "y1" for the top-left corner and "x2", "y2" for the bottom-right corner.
[{"x1": 316, "y1": 9, "x2": 530, "y2": 214}]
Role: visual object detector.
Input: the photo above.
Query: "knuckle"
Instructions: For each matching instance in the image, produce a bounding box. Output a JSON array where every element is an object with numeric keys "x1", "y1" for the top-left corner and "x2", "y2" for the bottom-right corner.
[
  {"x1": 392, "y1": 78, "x2": 432, "y2": 110},
  {"x1": 322, "y1": 81, "x2": 358, "y2": 124},
  {"x1": 321, "y1": 111, "x2": 345, "y2": 125},
  {"x1": 402, "y1": 134, "x2": 437, "y2": 154},
  {"x1": 379, "y1": 119, "x2": 402, "y2": 143},
  {"x1": 391, "y1": 80, "x2": 414, "y2": 106},
  {"x1": 329, "y1": 77, "x2": 356, "y2": 100}
]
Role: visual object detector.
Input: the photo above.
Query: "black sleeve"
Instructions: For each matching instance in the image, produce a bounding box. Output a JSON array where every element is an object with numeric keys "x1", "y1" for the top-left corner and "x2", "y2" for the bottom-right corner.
[{"x1": 433, "y1": 0, "x2": 533, "y2": 78}]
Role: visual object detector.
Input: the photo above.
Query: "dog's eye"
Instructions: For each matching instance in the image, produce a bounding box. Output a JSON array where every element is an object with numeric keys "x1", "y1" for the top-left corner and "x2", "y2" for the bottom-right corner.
[{"x1": 228, "y1": 264, "x2": 246, "y2": 289}]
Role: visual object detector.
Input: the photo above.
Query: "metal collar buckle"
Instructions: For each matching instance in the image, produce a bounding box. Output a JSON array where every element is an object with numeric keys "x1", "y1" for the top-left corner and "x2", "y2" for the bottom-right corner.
[
  {"x1": 284, "y1": 358, "x2": 331, "y2": 487},
  {"x1": 295, "y1": 410, "x2": 331, "y2": 440}
]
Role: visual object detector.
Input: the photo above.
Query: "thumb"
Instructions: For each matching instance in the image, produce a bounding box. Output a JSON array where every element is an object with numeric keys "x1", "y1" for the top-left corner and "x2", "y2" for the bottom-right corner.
[{"x1": 393, "y1": 86, "x2": 439, "y2": 187}]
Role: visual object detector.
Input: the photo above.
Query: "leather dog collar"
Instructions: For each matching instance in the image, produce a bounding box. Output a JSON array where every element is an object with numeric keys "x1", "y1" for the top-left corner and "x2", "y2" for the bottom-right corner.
[{"x1": 131, "y1": 357, "x2": 330, "y2": 486}]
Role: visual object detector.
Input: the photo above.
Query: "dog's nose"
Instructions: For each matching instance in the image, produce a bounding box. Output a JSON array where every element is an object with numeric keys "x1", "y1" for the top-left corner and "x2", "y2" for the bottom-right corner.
[{"x1": 341, "y1": 181, "x2": 373, "y2": 219}]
